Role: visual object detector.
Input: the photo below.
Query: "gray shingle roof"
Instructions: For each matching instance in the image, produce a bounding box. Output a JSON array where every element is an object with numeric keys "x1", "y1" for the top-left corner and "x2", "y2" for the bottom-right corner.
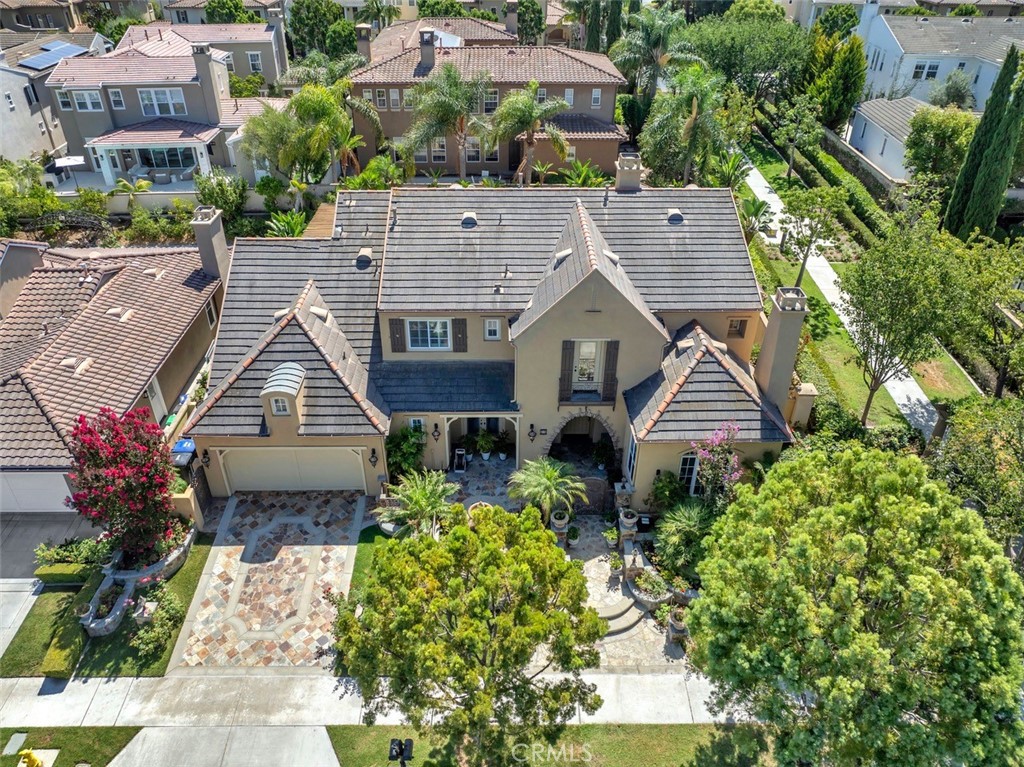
[
  {"x1": 512, "y1": 199, "x2": 667, "y2": 340},
  {"x1": 374, "y1": 361, "x2": 516, "y2": 412},
  {"x1": 883, "y1": 16, "x2": 1024, "y2": 65},
  {"x1": 624, "y1": 322, "x2": 791, "y2": 444},
  {"x1": 377, "y1": 188, "x2": 760, "y2": 313},
  {"x1": 855, "y1": 97, "x2": 928, "y2": 142}
]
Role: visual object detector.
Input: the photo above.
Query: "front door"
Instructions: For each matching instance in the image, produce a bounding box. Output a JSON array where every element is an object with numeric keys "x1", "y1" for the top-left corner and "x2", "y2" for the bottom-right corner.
[{"x1": 573, "y1": 340, "x2": 602, "y2": 394}]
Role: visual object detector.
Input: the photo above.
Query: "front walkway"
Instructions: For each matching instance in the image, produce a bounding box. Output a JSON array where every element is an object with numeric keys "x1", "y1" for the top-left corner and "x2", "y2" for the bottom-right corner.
[
  {"x1": 172, "y1": 492, "x2": 363, "y2": 671},
  {"x1": 447, "y1": 457, "x2": 515, "y2": 509}
]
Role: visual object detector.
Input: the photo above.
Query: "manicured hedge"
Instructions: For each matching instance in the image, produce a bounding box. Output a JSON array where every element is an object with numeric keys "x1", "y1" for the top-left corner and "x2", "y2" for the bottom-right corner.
[
  {"x1": 39, "y1": 571, "x2": 103, "y2": 679},
  {"x1": 802, "y1": 145, "x2": 891, "y2": 236},
  {"x1": 35, "y1": 563, "x2": 96, "y2": 585}
]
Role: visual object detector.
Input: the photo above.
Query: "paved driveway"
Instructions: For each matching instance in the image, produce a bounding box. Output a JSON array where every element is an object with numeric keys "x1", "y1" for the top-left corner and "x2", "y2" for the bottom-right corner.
[
  {"x1": 173, "y1": 492, "x2": 363, "y2": 671},
  {"x1": 0, "y1": 512, "x2": 97, "y2": 579}
]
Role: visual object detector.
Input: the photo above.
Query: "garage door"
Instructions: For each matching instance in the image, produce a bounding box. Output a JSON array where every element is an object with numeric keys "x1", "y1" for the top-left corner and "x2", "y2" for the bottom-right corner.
[
  {"x1": 1, "y1": 472, "x2": 72, "y2": 513},
  {"x1": 223, "y1": 448, "x2": 365, "y2": 493}
]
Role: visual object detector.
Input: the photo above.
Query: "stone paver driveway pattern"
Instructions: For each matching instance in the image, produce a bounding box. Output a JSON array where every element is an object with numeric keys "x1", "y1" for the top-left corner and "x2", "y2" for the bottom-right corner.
[{"x1": 178, "y1": 492, "x2": 360, "y2": 669}]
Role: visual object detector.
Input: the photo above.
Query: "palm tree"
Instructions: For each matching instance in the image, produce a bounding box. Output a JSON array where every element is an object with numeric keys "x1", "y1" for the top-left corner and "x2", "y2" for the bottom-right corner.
[
  {"x1": 532, "y1": 161, "x2": 554, "y2": 185},
  {"x1": 490, "y1": 81, "x2": 570, "y2": 185},
  {"x1": 378, "y1": 470, "x2": 460, "y2": 537},
  {"x1": 357, "y1": 0, "x2": 400, "y2": 28},
  {"x1": 288, "y1": 177, "x2": 308, "y2": 211},
  {"x1": 507, "y1": 457, "x2": 587, "y2": 525},
  {"x1": 708, "y1": 150, "x2": 751, "y2": 191},
  {"x1": 285, "y1": 53, "x2": 382, "y2": 146},
  {"x1": 337, "y1": 123, "x2": 366, "y2": 178},
  {"x1": 406, "y1": 63, "x2": 492, "y2": 180},
  {"x1": 739, "y1": 197, "x2": 773, "y2": 241},
  {"x1": 560, "y1": 0, "x2": 589, "y2": 49},
  {"x1": 109, "y1": 177, "x2": 152, "y2": 209},
  {"x1": 608, "y1": 5, "x2": 700, "y2": 106}
]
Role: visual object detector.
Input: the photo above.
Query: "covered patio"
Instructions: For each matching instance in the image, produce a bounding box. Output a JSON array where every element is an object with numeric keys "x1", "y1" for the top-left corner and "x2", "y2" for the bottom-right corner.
[{"x1": 85, "y1": 117, "x2": 220, "y2": 187}]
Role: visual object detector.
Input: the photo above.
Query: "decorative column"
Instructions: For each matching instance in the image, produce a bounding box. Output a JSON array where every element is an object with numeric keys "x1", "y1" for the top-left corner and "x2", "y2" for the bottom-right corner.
[{"x1": 98, "y1": 149, "x2": 116, "y2": 186}]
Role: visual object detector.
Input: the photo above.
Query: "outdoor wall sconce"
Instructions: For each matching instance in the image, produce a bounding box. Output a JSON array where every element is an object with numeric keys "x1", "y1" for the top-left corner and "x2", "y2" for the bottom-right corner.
[
  {"x1": 201, "y1": 449, "x2": 210, "y2": 467},
  {"x1": 369, "y1": 448, "x2": 379, "y2": 467},
  {"x1": 431, "y1": 423, "x2": 441, "y2": 442},
  {"x1": 528, "y1": 424, "x2": 537, "y2": 442}
]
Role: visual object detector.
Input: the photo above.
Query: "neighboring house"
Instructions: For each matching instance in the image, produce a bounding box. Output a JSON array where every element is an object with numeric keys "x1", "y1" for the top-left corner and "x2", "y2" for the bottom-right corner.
[
  {"x1": 350, "y1": 32, "x2": 627, "y2": 176},
  {"x1": 185, "y1": 164, "x2": 816, "y2": 504},
  {"x1": 916, "y1": 0, "x2": 1022, "y2": 17},
  {"x1": 0, "y1": 237, "x2": 47, "y2": 319},
  {"x1": 780, "y1": 0, "x2": 914, "y2": 30},
  {"x1": 44, "y1": 22, "x2": 287, "y2": 187},
  {"x1": 360, "y1": 15, "x2": 516, "y2": 60},
  {"x1": 163, "y1": 0, "x2": 278, "y2": 24},
  {"x1": 0, "y1": 0, "x2": 76, "y2": 33},
  {"x1": 0, "y1": 215, "x2": 225, "y2": 513},
  {"x1": 0, "y1": 31, "x2": 108, "y2": 161},
  {"x1": 859, "y1": 11, "x2": 1024, "y2": 104},
  {"x1": 848, "y1": 96, "x2": 924, "y2": 181}
]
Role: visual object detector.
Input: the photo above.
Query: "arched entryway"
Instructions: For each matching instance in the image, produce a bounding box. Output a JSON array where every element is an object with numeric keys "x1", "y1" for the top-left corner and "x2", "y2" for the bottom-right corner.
[{"x1": 542, "y1": 410, "x2": 620, "y2": 477}]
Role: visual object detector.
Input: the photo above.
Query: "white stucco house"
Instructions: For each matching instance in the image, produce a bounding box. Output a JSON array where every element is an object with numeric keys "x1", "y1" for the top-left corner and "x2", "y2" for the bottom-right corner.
[
  {"x1": 859, "y1": 9, "x2": 1024, "y2": 105},
  {"x1": 778, "y1": 0, "x2": 913, "y2": 30},
  {"x1": 847, "y1": 96, "x2": 926, "y2": 181}
]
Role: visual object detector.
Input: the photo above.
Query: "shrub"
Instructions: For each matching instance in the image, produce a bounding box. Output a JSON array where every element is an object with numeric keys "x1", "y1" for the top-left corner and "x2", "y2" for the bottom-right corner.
[
  {"x1": 194, "y1": 168, "x2": 248, "y2": 222},
  {"x1": 802, "y1": 145, "x2": 890, "y2": 236},
  {"x1": 225, "y1": 215, "x2": 267, "y2": 239},
  {"x1": 129, "y1": 584, "x2": 185, "y2": 660},
  {"x1": 34, "y1": 536, "x2": 112, "y2": 566},
  {"x1": 255, "y1": 175, "x2": 287, "y2": 213},
  {"x1": 34, "y1": 563, "x2": 96, "y2": 585},
  {"x1": 267, "y1": 209, "x2": 308, "y2": 237},
  {"x1": 40, "y1": 571, "x2": 103, "y2": 679},
  {"x1": 385, "y1": 426, "x2": 426, "y2": 479},
  {"x1": 69, "y1": 187, "x2": 110, "y2": 218},
  {"x1": 634, "y1": 569, "x2": 669, "y2": 597},
  {"x1": 654, "y1": 500, "x2": 713, "y2": 574},
  {"x1": 170, "y1": 475, "x2": 189, "y2": 494}
]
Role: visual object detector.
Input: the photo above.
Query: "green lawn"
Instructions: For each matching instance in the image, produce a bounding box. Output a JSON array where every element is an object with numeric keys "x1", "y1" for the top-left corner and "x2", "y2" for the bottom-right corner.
[
  {"x1": 75, "y1": 532, "x2": 214, "y2": 678},
  {"x1": 349, "y1": 524, "x2": 387, "y2": 594},
  {"x1": 773, "y1": 261, "x2": 905, "y2": 427},
  {"x1": 742, "y1": 133, "x2": 804, "y2": 196},
  {"x1": 0, "y1": 727, "x2": 139, "y2": 767},
  {"x1": 328, "y1": 724, "x2": 771, "y2": 767},
  {"x1": 829, "y1": 262, "x2": 980, "y2": 405},
  {"x1": 0, "y1": 589, "x2": 77, "y2": 677}
]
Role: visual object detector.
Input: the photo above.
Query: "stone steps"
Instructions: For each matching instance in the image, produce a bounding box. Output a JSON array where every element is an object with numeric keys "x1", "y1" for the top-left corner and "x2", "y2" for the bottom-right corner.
[
  {"x1": 605, "y1": 604, "x2": 647, "y2": 637},
  {"x1": 597, "y1": 595, "x2": 636, "y2": 622}
]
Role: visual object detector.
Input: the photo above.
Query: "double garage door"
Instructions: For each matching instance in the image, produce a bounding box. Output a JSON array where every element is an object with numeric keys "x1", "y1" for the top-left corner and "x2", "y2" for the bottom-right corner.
[
  {"x1": 1, "y1": 472, "x2": 72, "y2": 513},
  {"x1": 223, "y1": 448, "x2": 365, "y2": 493}
]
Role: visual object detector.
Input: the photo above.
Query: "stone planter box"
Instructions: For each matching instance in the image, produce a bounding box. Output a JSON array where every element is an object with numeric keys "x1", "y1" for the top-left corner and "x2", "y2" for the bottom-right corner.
[
  {"x1": 613, "y1": 482, "x2": 634, "y2": 509},
  {"x1": 619, "y1": 508, "x2": 638, "y2": 531},
  {"x1": 626, "y1": 577, "x2": 672, "y2": 611},
  {"x1": 81, "y1": 575, "x2": 136, "y2": 637},
  {"x1": 108, "y1": 525, "x2": 197, "y2": 585},
  {"x1": 171, "y1": 485, "x2": 205, "y2": 530},
  {"x1": 550, "y1": 511, "x2": 570, "y2": 533}
]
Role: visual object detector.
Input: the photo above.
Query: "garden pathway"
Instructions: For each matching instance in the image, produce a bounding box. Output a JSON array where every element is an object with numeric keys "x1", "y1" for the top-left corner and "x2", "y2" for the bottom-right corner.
[{"x1": 742, "y1": 163, "x2": 939, "y2": 440}]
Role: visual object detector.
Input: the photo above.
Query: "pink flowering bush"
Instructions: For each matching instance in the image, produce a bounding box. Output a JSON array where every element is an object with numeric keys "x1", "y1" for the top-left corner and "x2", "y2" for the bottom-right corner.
[
  {"x1": 694, "y1": 422, "x2": 742, "y2": 514},
  {"x1": 67, "y1": 407, "x2": 176, "y2": 561}
]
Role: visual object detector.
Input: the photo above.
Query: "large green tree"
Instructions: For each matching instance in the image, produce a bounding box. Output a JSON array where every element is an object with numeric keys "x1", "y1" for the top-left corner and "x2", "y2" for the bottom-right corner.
[
  {"x1": 840, "y1": 209, "x2": 957, "y2": 425},
  {"x1": 723, "y1": 0, "x2": 784, "y2": 22},
  {"x1": 605, "y1": 0, "x2": 622, "y2": 49},
  {"x1": 775, "y1": 93, "x2": 823, "y2": 178},
  {"x1": 945, "y1": 44, "x2": 1019, "y2": 237},
  {"x1": 325, "y1": 19, "x2": 357, "y2": 58},
  {"x1": 289, "y1": 0, "x2": 345, "y2": 55},
  {"x1": 779, "y1": 186, "x2": 843, "y2": 287},
  {"x1": 814, "y1": 3, "x2": 858, "y2": 37},
  {"x1": 690, "y1": 447, "x2": 1024, "y2": 767},
  {"x1": 518, "y1": 0, "x2": 545, "y2": 43},
  {"x1": 929, "y1": 69, "x2": 976, "y2": 109},
  {"x1": 609, "y1": 5, "x2": 696, "y2": 106},
  {"x1": 204, "y1": 0, "x2": 261, "y2": 23},
  {"x1": 333, "y1": 504, "x2": 605, "y2": 767},
  {"x1": 584, "y1": 0, "x2": 602, "y2": 51},
  {"x1": 490, "y1": 80, "x2": 570, "y2": 184},
  {"x1": 905, "y1": 105, "x2": 976, "y2": 195},
  {"x1": 808, "y1": 33, "x2": 866, "y2": 129},
  {"x1": 357, "y1": 0, "x2": 401, "y2": 28},
  {"x1": 406, "y1": 63, "x2": 491, "y2": 179},
  {"x1": 418, "y1": 0, "x2": 466, "y2": 15}
]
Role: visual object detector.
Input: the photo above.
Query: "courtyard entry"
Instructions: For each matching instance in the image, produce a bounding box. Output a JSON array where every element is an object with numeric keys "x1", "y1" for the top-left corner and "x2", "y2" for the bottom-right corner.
[{"x1": 548, "y1": 416, "x2": 616, "y2": 474}]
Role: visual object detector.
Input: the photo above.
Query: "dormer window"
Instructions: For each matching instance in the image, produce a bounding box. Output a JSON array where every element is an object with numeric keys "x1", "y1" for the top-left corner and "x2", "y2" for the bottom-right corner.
[{"x1": 271, "y1": 397, "x2": 290, "y2": 416}]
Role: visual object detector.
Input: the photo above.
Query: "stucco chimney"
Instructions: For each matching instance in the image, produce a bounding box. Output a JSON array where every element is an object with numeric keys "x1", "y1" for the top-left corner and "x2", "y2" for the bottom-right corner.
[
  {"x1": 268, "y1": 6, "x2": 287, "y2": 75},
  {"x1": 505, "y1": 1, "x2": 518, "y2": 35},
  {"x1": 191, "y1": 206, "x2": 230, "y2": 280},
  {"x1": 614, "y1": 152, "x2": 643, "y2": 192},
  {"x1": 191, "y1": 43, "x2": 222, "y2": 122},
  {"x1": 356, "y1": 23, "x2": 372, "y2": 61},
  {"x1": 419, "y1": 27, "x2": 435, "y2": 68},
  {"x1": 755, "y1": 287, "x2": 808, "y2": 415}
]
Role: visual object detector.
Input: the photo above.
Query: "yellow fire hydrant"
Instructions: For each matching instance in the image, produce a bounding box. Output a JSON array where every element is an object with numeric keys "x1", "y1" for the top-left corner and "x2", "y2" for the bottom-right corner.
[{"x1": 18, "y1": 749, "x2": 44, "y2": 767}]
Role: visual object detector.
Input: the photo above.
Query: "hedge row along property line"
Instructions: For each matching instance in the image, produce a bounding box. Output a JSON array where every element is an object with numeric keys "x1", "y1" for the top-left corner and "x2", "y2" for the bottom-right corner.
[
  {"x1": 39, "y1": 570, "x2": 103, "y2": 679},
  {"x1": 34, "y1": 563, "x2": 96, "y2": 585}
]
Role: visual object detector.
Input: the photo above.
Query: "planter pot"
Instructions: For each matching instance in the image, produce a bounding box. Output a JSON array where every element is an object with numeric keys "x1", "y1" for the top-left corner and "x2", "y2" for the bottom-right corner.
[
  {"x1": 481, "y1": 451, "x2": 491, "y2": 461},
  {"x1": 465, "y1": 453, "x2": 474, "y2": 463},
  {"x1": 498, "y1": 452, "x2": 508, "y2": 461},
  {"x1": 605, "y1": 536, "x2": 618, "y2": 549},
  {"x1": 669, "y1": 612, "x2": 688, "y2": 641},
  {"x1": 551, "y1": 511, "x2": 570, "y2": 533},
  {"x1": 567, "y1": 535, "x2": 580, "y2": 548},
  {"x1": 619, "y1": 508, "x2": 638, "y2": 530}
]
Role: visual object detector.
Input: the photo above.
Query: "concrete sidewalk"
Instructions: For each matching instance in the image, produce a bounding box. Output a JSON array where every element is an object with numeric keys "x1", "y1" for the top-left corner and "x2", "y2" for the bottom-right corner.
[
  {"x1": 0, "y1": 670, "x2": 734, "y2": 728},
  {"x1": 108, "y1": 726, "x2": 340, "y2": 767}
]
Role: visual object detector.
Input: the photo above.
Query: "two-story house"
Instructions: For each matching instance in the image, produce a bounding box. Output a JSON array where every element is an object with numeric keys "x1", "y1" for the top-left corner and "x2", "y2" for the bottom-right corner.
[
  {"x1": 859, "y1": 11, "x2": 1024, "y2": 104},
  {"x1": 0, "y1": 217, "x2": 224, "y2": 514},
  {"x1": 915, "y1": 0, "x2": 1022, "y2": 17},
  {"x1": 0, "y1": 31, "x2": 108, "y2": 162},
  {"x1": 779, "y1": 0, "x2": 914, "y2": 30},
  {"x1": 44, "y1": 19, "x2": 285, "y2": 186},
  {"x1": 163, "y1": 0, "x2": 278, "y2": 24},
  {"x1": 350, "y1": 22, "x2": 627, "y2": 177},
  {"x1": 0, "y1": 0, "x2": 77, "y2": 33},
  {"x1": 184, "y1": 162, "x2": 816, "y2": 506}
]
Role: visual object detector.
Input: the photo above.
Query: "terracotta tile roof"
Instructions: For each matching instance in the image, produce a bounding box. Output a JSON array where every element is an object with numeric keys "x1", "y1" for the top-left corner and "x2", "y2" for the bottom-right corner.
[
  {"x1": 218, "y1": 96, "x2": 288, "y2": 127},
  {"x1": 0, "y1": 248, "x2": 219, "y2": 469},
  {"x1": 166, "y1": 0, "x2": 274, "y2": 8},
  {"x1": 46, "y1": 50, "x2": 201, "y2": 86},
  {"x1": 370, "y1": 17, "x2": 515, "y2": 59},
  {"x1": 624, "y1": 322, "x2": 792, "y2": 444},
  {"x1": 0, "y1": 0, "x2": 66, "y2": 9},
  {"x1": 546, "y1": 0, "x2": 568, "y2": 26},
  {"x1": 85, "y1": 118, "x2": 220, "y2": 147},
  {"x1": 518, "y1": 113, "x2": 626, "y2": 141},
  {"x1": 351, "y1": 44, "x2": 625, "y2": 85},
  {"x1": 116, "y1": 22, "x2": 275, "y2": 50}
]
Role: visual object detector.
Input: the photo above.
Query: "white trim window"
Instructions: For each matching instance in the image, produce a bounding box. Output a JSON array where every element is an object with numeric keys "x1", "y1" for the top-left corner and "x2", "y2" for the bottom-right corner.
[
  {"x1": 73, "y1": 90, "x2": 103, "y2": 112},
  {"x1": 413, "y1": 144, "x2": 428, "y2": 163},
  {"x1": 564, "y1": 87, "x2": 574, "y2": 106},
  {"x1": 536, "y1": 87, "x2": 547, "y2": 103},
  {"x1": 626, "y1": 435, "x2": 637, "y2": 483},
  {"x1": 567, "y1": 145, "x2": 577, "y2": 162},
  {"x1": 376, "y1": 89, "x2": 387, "y2": 109},
  {"x1": 591, "y1": 88, "x2": 601, "y2": 108},
  {"x1": 176, "y1": 9, "x2": 188, "y2": 21},
  {"x1": 403, "y1": 88, "x2": 413, "y2": 110},
  {"x1": 109, "y1": 88, "x2": 125, "y2": 110},
  {"x1": 406, "y1": 319, "x2": 451, "y2": 350},
  {"x1": 431, "y1": 137, "x2": 446, "y2": 163},
  {"x1": 390, "y1": 88, "x2": 401, "y2": 110},
  {"x1": 679, "y1": 452, "x2": 700, "y2": 495},
  {"x1": 270, "y1": 396, "x2": 290, "y2": 415},
  {"x1": 139, "y1": 88, "x2": 186, "y2": 116},
  {"x1": 56, "y1": 89, "x2": 73, "y2": 111},
  {"x1": 466, "y1": 136, "x2": 482, "y2": 163},
  {"x1": 224, "y1": 52, "x2": 234, "y2": 72},
  {"x1": 363, "y1": 89, "x2": 373, "y2": 101},
  {"x1": 247, "y1": 51, "x2": 262, "y2": 73},
  {"x1": 484, "y1": 143, "x2": 498, "y2": 163},
  {"x1": 572, "y1": 339, "x2": 602, "y2": 392},
  {"x1": 484, "y1": 88, "x2": 499, "y2": 114},
  {"x1": 912, "y1": 60, "x2": 940, "y2": 80},
  {"x1": 205, "y1": 300, "x2": 218, "y2": 328},
  {"x1": 727, "y1": 318, "x2": 748, "y2": 338},
  {"x1": 484, "y1": 317, "x2": 501, "y2": 341}
]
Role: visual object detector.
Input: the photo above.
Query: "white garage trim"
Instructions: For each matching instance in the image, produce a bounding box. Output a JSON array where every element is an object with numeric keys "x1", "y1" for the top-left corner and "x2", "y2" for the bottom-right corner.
[
  {"x1": 220, "y1": 447, "x2": 367, "y2": 494},
  {"x1": 1, "y1": 471, "x2": 72, "y2": 513}
]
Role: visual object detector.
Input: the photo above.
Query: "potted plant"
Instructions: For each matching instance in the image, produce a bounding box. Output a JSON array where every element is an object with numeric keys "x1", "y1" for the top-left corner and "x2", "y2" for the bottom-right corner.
[
  {"x1": 551, "y1": 508, "x2": 570, "y2": 532},
  {"x1": 668, "y1": 605, "x2": 688, "y2": 640},
  {"x1": 670, "y1": 575, "x2": 690, "y2": 603},
  {"x1": 567, "y1": 525, "x2": 580, "y2": 548},
  {"x1": 593, "y1": 440, "x2": 614, "y2": 471},
  {"x1": 476, "y1": 431, "x2": 496, "y2": 461},
  {"x1": 619, "y1": 507, "x2": 638, "y2": 530},
  {"x1": 601, "y1": 527, "x2": 618, "y2": 549},
  {"x1": 608, "y1": 552, "x2": 623, "y2": 574},
  {"x1": 496, "y1": 431, "x2": 511, "y2": 461},
  {"x1": 630, "y1": 568, "x2": 672, "y2": 609},
  {"x1": 463, "y1": 433, "x2": 476, "y2": 463}
]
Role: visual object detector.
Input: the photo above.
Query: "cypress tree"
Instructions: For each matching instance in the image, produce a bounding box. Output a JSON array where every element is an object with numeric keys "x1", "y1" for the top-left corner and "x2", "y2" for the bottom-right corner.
[
  {"x1": 959, "y1": 79, "x2": 1024, "y2": 238},
  {"x1": 945, "y1": 44, "x2": 1019, "y2": 235},
  {"x1": 627, "y1": 0, "x2": 640, "y2": 15},
  {"x1": 809, "y1": 35, "x2": 867, "y2": 129},
  {"x1": 605, "y1": 0, "x2": 622, "y2": 50},
  {"x1": 585, "y1": 0, "x2": 602, "y2": 51}
]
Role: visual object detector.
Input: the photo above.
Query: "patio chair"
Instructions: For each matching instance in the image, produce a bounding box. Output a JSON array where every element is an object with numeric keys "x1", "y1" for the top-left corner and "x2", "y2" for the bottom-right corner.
[
  {"x1": 129, "y1": 165, "x2": 150, "y2": 181},
  {"x1": 153, "y1": 171, "x2": 171, "y2": 185},
  {"x1": 180, "y1": 166, "x2": 195, "y2": 181},
  {"x1": 452, "y1": 448, "x2": 467, "y2": 474}
]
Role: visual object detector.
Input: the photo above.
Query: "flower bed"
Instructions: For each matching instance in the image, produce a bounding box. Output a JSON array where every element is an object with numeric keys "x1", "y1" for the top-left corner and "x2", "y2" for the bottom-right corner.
[
  {"x1": 109, "y1": 523, "x2": 196, "y2": 585},
  {"x1": 628, "y1": 568, "x2": 672, "y2": 610},
  {"x1": 81, "y1": 576, "x2": 136, "y2": 638}
]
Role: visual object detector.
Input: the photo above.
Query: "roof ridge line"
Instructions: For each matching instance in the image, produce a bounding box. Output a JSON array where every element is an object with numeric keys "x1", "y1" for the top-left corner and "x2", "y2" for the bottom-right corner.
[
  {"x1": 375, "y1": 190, "x2": 394, "y2": 310},
  {"x1": 637, "y1": 345, "x2": 706, "y2": 441},
  {"x1": 553, "y1": 45, "x2": 626, "y2": 79},
  {"x1": 574, "y1": 198, "x2": 598, "y2": 272},
  {"x1": 295, "y1": 314, "x2": 388, "y2": 435}
]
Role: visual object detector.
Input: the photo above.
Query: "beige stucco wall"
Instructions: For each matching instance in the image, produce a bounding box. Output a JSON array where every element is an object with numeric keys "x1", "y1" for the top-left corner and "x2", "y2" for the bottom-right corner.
[
  {"x1": 390, "y1": 412, "x2": 521, "y2": 473},
  {"x1": 530, "y1": 138, "x2": 622, "y2": 175},
  {"x1": 154, "y1": 289, "x2": 220, "y2": 407},
  {"x1": 628, "y1": 438, "x2": 783, "y2": 510},
  {"x1": 380, "y1": 312, "x2": 515, "y2": 360},
  {"x1": 192, "y1": 433, "x2": 387, "y2": 496},
  {"x1": 0, "y1": 242, "x2": 44, "y2": 319},
  {"x1": 658, "y1": 309, "x2": 764, "y2": 365}
]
